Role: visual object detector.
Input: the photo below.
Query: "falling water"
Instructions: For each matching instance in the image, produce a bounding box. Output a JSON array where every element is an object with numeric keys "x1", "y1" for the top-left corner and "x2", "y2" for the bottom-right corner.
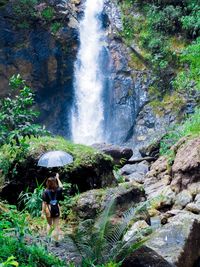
[{"x1": 72, "y1": 0, "x2": 105, "y2": 145}]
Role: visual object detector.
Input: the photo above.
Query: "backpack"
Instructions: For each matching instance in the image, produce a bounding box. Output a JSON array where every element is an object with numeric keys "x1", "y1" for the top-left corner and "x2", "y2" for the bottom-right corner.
[{"x1": 47, "y1": 190, "x2": 60, "y2": 217}]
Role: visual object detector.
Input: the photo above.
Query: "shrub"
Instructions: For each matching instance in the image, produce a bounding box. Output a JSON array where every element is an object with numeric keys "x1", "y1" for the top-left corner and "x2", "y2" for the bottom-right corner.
[
  {"x1": 182, "y1": 107, "x2": 200, "y2": 136},
  {"x1": 0, "y1": 207, "x2": 65, "y2": 267},
  {"x1": 181, "y1": 1, "x2": 200, "y2": 38},
  {"x1": 160, "y1": 107, "x2": 200, "y2": 156},
  {"x1": 174, "y1": 37, "x2": 200, "y2": 91},
  {"x1": 41, "y1": 7, "x2": 55, "y2": 21},
  {"x1": 66, "y1": 198, "x2": 148, "y2": 266},
  {"x1": 0, "y1": 256, "x2": 18, "y2": 267},
  {"x1": 120, "y1": 0, "x2": 200, "y2": 97},
  {"x1": 0, "y1": 74, "x2": 48, "y2": 146},
  {"x1": 51, "y1": 22, "x2": 62, "y2": 33},
  {"x1": 148, "y1": 5, "x2": 182, "y2": 34},
  {"x1": 13, "y1": 0, "x2": 38, "y2": 20},
  {"x1": 0, "y1": 234, "x2": 65, "y2": 267},
  {"x1": 18, "y1": 181, "x2": 45, "y2": 217}
]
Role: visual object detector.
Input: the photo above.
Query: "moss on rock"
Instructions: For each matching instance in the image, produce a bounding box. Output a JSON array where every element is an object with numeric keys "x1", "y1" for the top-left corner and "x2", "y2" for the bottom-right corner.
[{"x1": 0, "y1": 136, "x2": 115, "y2": 203}]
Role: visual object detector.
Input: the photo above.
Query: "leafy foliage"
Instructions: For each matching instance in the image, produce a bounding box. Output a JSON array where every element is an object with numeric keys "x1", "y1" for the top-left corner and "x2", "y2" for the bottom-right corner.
[
  {"x1": 174, "y1": 37, "x2": 200, "y2": 90},
  {"x1": 148, "y1": 5, "x2": 182, "y2": 34},
  {"x1": 0, "y1": 234, "x2": 65, "y2": 267},
  {"x1": 0, "y1": 142, "x2": 28, "y2": 181},
  {"x1": 0, "y1": 256, "x2": 18, "y2": 267},
  {"x1": 181, "y1": 1, "x2": 200, "y2": 38},
  {"x1": 0, "y1": 74, "x2": 48, "y2": 146},
  {"x1": 120, "y1": 0, "x2": 200, "y2": 104},
  {"x1": 12, "y1": 0, "x2": 38, "y2": 27},
  {"x1": 160, "y1": 107, "x2": 200, "y2": 157},
  {"x1": 66, "y1": 197, "x2": 147, "y2": 266},
  {"x1": 0, "y1": 206, "x2": 65, "y2": 267},
  {"x1": 18, "y1": 181, "x2": 45, "y2": 217},
  {"x1": 41, "y1": 6, "x2": 55, "y2": 20},
  {"x1": 59, "y1": 182, "x2": 74, "y2": 219},
  {"x1": 51, "y1": 22, "x2": 62, "y2": 33}
]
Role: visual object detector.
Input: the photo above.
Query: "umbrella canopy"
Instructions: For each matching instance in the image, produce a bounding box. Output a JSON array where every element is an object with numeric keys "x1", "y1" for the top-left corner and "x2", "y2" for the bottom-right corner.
[{"x1": 38, "y1": 150, "x2": 73, "y2": 168}]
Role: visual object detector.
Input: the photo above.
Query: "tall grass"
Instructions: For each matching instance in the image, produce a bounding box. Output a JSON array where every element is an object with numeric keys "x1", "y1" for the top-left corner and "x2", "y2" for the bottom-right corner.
[{"x1": 160, "y1": 107, "x2": 200, "y2": 156}]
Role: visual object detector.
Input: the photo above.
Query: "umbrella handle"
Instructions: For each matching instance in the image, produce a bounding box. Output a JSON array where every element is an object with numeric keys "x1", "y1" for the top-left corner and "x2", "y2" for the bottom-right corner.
[{"x1": 56, "y1": 173, "x2": 63, "y2": 188}]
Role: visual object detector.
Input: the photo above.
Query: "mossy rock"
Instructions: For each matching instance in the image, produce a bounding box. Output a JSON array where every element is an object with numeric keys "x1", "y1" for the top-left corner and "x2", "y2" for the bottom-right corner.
[
  {"x1": 0, "y1": 136, "x2": 116, "y2": 203},
  {"x1": 70, "y1": 182, "x2": 146, "y2": 223}
]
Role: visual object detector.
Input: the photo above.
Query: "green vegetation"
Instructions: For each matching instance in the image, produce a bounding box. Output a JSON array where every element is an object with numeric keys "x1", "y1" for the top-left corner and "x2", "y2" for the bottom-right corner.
[
  {"x1": 0, "y1": 205, "x2": 65, "y2": 266},
  {"x1": 19, "y1": 181, "x2": 45, "y2": 217},
  {"x1": 41, "y1": 6, "x2": 55, "y2": 21},
  {"x1": 0, "y1": 196, "x2": 149, "y2": 267},
  {"x1": 120, "y1": 0, "x2": 200, "y2": 112},
  {"x1": 26, "y1": 136, "x2": 113, "y2": 172},
  {"x1": 3, "y1": 0, "x2": 58, "y2": 30},
  {"x1": 0, "y1": 236, "x2": 64, "y2": 267},
  {"x1": 12, "y1": 0, "x2": 38, "y2": 28},
  {"x1": 13, "y1": 0, "x2": 38, "y2": 18},
  {"x1": 174, "y1": 37, "x2": 200, "y2": 91},
  {"x1": 0, "y1": 135, "x2": 113, "y2": 188},
  {"x1": 0, "y1": 256, "x2": 18, "y2": 267},
  {"x1": 0, "y1": 74, "x2": 47, "y2": 147},
  {"x1": 66, "y1": 198, "x2": 147, "y2": 266},
  {"x1": 160, "y1": 107, "x2": 200, "y2": 161},
  {"x1": 51, "y1": 22, "x2": 63, "y2": 33},
  {"x1": 0, "y1": 75, "x2": 48, "y2": 183}
]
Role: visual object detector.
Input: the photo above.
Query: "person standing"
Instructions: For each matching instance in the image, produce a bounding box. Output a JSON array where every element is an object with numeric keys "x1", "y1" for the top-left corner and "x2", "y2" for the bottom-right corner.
[{"x1": 41, "y1": 174, "x2": 64, "y2": 244}]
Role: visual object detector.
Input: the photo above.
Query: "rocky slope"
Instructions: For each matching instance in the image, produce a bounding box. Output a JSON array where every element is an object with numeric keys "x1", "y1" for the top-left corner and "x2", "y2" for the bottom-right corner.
[
  {"x1": 121, "y1": 136, "x2": 200, "y2": 266},
  {"x1": 61, "y1": 136, "x2": 200, "y2": 266}
]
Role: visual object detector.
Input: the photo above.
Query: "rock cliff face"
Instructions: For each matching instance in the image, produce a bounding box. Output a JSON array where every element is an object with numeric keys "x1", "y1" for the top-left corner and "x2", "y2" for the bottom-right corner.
[
  {"x1": 0, "y1": 0, "x2": 197, "y2": 153},
  {"x1": 103, "y1": 0, "x2": 150, "y2": 147},
  {"x1": 103, "y1": 1, "x2": 171, "y2": 152},
  {"x1": 0, "y1": 0, "x2": 81, "y2": 137},
  {"x1": 103, "y1": 0, "x2": 199, "y2": 155}
]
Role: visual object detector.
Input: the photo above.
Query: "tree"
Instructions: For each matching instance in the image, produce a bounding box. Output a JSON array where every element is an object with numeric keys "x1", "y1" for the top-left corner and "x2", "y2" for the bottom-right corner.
[{"x1": 0, "y1": 74, "x2": 48, "y2": 146}]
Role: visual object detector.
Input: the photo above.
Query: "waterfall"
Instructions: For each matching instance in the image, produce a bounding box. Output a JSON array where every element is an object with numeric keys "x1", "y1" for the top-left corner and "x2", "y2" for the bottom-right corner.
[{"x1": 72, "y1": 0, "x2": 105, "y2": 145}]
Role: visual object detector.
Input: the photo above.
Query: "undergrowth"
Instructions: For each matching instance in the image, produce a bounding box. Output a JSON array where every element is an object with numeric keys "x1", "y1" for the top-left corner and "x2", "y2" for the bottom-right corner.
[
  {"x1": 0, "y1": 205, "x2": 65, "y2": 267},
  {"x1": 160, "y1": 107, "x2": 200, "y2": 159},
  {"x1": 119, "y1": 0, "x2": 200, "y2": 112}
]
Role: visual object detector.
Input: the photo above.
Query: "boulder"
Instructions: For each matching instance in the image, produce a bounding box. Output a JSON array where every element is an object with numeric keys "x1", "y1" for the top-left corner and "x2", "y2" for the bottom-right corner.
[
  {"x1": 120, "y1": 162, "x2": 149, "y2": 176},
  {"x1": 146, "y1": 156, "x2": 169, "y2": 178},
  {"x1": 185, "y1": 193, "x2": 200, "y2": 214},
  {"x1": 125, "y1": 173, "x2": 145, "y2": 184},
  {"x1": 123, "y1": 220, "x2": 150, "y2": 242},
  {"x1": 146, "y1": 213, "x2": 200, "y2": 267},
  {"x1": 72, "y1": 182, "x2": 146, "y2": 220},
  {"x1": 123, "y1": 212, "x2": 200, "y2": 267},
  {"x1": 195, "y1": 193, "x2": 200, "y2": 202},
  {"x1": 186, "y1": 202, "x2": 200, "y2": 214},
  {"x1": 120, "y1": 161, "x2": 149, "y2": 184},
  {"x1": 92, "y1": 143, "x2": 133, "y2": 164},
  {"x1": 0, "y1": 137, "x2": 116, "y2": 204},
  {"x1": 171, "y1": 138, "x2": 200, "y2": 192},
  {"x1": 139, "y1": 139, "x2": 161, "y2": 159},
  {"x1": 122, "y1": 246, "x2": 174, "y2": 267},
  {"x1": 173, "y1": 190, "x2": 193, "y2": 209},
  {"x1": 187, "y1": 182, "x2": 200, "y2": 196}
]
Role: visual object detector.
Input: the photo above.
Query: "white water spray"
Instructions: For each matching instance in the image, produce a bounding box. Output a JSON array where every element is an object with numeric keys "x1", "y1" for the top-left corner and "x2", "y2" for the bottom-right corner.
[{"x1": 72, "y1": 0, "x2": 105, "y2": 145}]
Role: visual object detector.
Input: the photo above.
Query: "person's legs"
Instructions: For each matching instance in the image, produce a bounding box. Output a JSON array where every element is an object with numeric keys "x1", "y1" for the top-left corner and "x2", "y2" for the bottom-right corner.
[
  {"x1": 52, "y1": 217, "x2": 60, "y2": 242},
  {"x1": 46, "y1": 217, "x2": 53, "y2": 234}
]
